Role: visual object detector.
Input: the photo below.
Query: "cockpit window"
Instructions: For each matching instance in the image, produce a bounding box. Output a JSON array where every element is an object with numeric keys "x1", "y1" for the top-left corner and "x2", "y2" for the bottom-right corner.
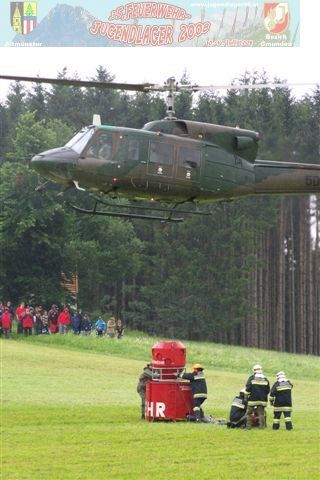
[
  {"x1": 65, "y1": 128, "x2": 94, "y2": 154},
  {"x1": 86, "y1": 133, "x2": 114, "y2": 161}
]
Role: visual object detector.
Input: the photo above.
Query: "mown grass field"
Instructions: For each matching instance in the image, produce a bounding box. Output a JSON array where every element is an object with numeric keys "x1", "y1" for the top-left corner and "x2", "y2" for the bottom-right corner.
[{"x1": 1, "y1": 332, "x2": 320, "y2": 480}]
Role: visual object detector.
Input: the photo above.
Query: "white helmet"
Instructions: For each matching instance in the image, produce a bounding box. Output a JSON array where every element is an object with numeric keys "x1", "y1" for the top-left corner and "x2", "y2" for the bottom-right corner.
[
  {"x1": 276, "y1": 371, "x2": 287, "y2": 381},
  {"x1": 253, "y1": 364, "x2": 263, "y2": 373}
]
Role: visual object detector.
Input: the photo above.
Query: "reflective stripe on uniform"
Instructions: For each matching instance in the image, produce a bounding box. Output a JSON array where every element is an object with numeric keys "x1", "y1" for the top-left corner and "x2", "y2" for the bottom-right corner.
[
  {"x1": 274, "y1": 406, "x2": 292, "y2": 412},
  {"x1": 194, "y1": 393, "x2": 207, "y2": 398},
  {"x1": 251, "y1": 381, "x2": 269, "y2": 385},
  {"x1": 285, "y1": 417, "x2": 292, "y2": 421},
  {"x1": 276, "y1": 387, "x2": 292, "y2": 391},
  {"x1": 273, "y1": 419, "x2": 280, "y2": 423},
  {"x1": 232, "y1": 403, "x2": 246, "y2": 409},
  {"x1": 248, "y1": 401, "x2": 267, "y2": 406}
]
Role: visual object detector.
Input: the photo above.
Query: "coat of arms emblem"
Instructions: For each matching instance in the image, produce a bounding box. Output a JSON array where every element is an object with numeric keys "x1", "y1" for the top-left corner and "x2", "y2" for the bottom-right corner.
[
  {"x1": 264, "y1": 2, "x2": 290, "y2": 34},
  {"x1": 11, "y1": 2, "x2": 37, "y2": 35}
]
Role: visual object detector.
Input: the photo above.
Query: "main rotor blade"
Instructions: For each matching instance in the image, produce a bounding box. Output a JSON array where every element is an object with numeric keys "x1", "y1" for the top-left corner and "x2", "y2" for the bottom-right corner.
[
  {"x1": 186, "y1": 82, "x2": 317, "y2": 92},
  {"x1": 0, "y1": 74, "x2": 163, "y2": 92},
  {"x1": 1, "y1": 74, "x2": 316, "y2": 94}
]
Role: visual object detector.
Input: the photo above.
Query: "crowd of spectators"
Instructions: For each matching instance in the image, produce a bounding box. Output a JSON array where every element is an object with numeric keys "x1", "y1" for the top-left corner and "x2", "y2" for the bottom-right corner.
[{"x1": 0, "y1": 301, "x2": 124, "y2": 339}]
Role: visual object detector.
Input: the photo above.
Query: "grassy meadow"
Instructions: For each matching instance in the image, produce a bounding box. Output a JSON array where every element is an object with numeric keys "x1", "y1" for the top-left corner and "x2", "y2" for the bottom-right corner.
[{"x1": 1, "y1": 332, "x2": 320, "y2": 480}]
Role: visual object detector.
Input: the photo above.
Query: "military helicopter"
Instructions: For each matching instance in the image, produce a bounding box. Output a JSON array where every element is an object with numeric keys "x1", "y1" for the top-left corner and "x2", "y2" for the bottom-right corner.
[{"x1": 1, "y1": 74, "x2": 319, "y2": 222}]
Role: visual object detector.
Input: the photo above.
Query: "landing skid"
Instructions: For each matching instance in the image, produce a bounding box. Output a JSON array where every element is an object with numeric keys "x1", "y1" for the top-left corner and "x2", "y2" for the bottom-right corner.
[{"x1": 66, "y1": 195, "x2": 212, "y2": 222}]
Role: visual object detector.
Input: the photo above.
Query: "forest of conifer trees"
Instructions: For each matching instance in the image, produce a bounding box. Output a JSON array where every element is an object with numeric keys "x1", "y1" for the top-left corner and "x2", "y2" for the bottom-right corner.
[{"x1": 0, "y1": 68, "x2": 319, "y2": 354}]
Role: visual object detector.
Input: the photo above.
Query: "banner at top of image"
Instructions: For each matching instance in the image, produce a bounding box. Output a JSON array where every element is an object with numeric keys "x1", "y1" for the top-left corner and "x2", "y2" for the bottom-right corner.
[{"x1": 3, "y1": 0, "x2": 300, "y2": 47}]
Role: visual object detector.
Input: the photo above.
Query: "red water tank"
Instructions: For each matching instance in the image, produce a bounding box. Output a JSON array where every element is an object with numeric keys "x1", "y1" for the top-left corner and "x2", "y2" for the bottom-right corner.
[
  {"x1": 152, "y1": 341, "x2": 186, "y2": 379},
  {"x1": 146, "y1": 381, "x2": 192, "y2": 421},
  {"x1": 146, "y1": 341, "x2": 193, "y2": 421}
]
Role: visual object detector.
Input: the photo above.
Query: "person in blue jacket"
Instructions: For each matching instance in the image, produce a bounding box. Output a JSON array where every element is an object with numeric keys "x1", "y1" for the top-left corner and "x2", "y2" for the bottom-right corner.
[
  {"x1": 71, "y1": 310, "x2": 82, "y2": 335},
  {"x1": 95, "y1": 316, "x2": 106, "y2": 336}
]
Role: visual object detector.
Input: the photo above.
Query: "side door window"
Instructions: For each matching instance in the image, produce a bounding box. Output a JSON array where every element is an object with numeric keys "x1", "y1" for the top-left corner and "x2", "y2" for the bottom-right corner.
[
  {"x1": 128, "y1": 138, "x2": 140, "y2": 161},
  {"x1": 125, "y1": 136, "x2": 148, "y2": 189},
  {"x1": 147, "y1": 141, "x2": 174, "y2": 177},
  {"x1": 177, "y1": 145, "x2": 201, "y2": 181}
]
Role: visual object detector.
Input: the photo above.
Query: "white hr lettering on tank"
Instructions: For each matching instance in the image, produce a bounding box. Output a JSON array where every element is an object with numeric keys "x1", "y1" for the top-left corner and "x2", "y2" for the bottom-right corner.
[{"x1": 146, "y1": 402, "x2": 166, "y2": 417}]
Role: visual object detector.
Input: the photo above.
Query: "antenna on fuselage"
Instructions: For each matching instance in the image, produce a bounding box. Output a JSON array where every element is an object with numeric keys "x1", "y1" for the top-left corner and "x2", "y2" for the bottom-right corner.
[{"x1": 92, "y1": 114, "x2": 101, "y2": 126}]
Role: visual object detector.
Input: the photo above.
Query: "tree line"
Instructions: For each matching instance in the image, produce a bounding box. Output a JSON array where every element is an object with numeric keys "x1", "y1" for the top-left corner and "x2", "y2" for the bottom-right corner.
[{"x1": 0, "y1": 67, "x2": 319, "y2": 354}]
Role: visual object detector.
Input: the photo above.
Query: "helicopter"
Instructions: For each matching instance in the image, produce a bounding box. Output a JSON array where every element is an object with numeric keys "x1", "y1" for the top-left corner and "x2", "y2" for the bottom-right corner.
[{"x1": 1, "y1": 74, "x2": 319, "y2": 222}]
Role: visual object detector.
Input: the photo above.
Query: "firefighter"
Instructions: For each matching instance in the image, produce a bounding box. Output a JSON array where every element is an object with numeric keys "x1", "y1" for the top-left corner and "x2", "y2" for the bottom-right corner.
[
  {"x1": 245, "y1": 364, "x2": 270, "y2": 429},
  {"x1": 270, "y1": 371, "x2": 293, "y2": 430},
  {"x1": 179, "y1": 364, "x2": 207, "y2": 422},
  {"x1": 137, "y1": 363, "x2": 153, "y2": 419},
  {"x1": 227, "y1": 389, "x2": 248, "y2": 428}
]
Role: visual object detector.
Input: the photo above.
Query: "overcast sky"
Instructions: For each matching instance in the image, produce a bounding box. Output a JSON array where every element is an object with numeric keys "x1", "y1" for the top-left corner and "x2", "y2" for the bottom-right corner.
[{"x1": 0, "y1": 1, "x2": 319, "y2": 100}]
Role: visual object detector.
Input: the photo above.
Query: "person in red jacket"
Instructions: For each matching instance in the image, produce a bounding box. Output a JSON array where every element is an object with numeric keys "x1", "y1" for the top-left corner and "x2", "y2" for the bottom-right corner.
[
  {"x1": 22, "y1": 307, "x2": 34, "y2": 335},
  {"x1": 57, "y1": 306, "x2": 71, "y2": 334},
  {"x1": 48, "y1": 305, "x2": 59, "y2": 334},
  {"x1": 15, "y1": 302, "x2": 26, "y2": 334},
  {"x1": 1, "y1": 307, "x2": 12, "y2": 337}
]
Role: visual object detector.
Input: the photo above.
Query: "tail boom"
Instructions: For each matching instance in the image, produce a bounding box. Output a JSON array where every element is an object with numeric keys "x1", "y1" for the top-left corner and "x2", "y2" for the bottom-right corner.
[{"x1": 254, "y1": 160, "x2": 320, "y2": 195}]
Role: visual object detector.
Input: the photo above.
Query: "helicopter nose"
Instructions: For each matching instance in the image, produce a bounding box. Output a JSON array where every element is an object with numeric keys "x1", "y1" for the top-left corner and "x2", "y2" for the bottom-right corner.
[
  {"x1": 31, "y1": 154, "x2": 52, "y2": 176},
  {"x1": 31, "y1": 148, "x2": 78, "y2": 183}
]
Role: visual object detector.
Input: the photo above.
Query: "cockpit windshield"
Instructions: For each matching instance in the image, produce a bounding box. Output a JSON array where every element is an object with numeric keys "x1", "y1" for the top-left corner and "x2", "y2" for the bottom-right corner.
[{"x1": 65, "y1": 127, "x2": 95, "y2": 154}]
